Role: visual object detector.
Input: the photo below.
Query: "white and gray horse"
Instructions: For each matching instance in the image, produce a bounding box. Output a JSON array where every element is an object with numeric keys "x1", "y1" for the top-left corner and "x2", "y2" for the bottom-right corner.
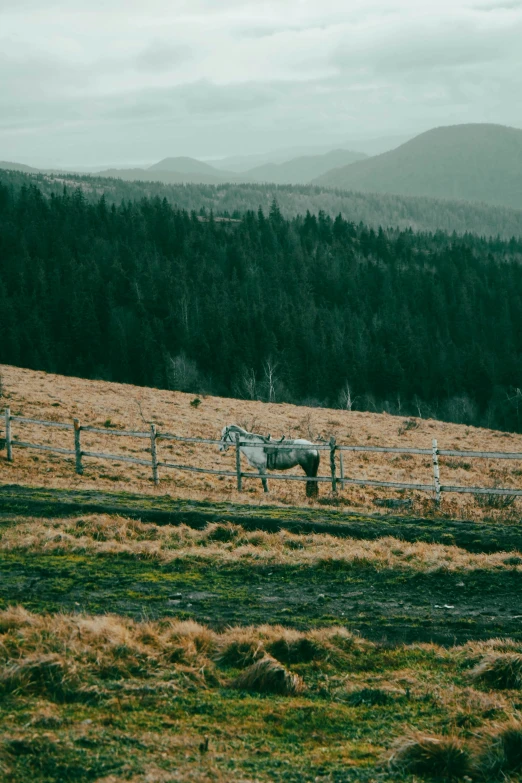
[{"x1": 219, "y1": 424, "x2": 320, "y2": 497}]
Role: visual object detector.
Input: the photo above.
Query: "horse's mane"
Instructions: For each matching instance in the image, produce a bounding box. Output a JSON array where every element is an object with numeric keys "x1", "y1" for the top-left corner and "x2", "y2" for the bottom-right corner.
[{"x1": 225, "y1": 424, "x2": 269, "y2": 441}]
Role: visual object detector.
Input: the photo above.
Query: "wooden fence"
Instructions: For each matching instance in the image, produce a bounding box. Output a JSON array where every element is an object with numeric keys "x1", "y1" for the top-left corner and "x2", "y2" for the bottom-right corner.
[{"x1": 2, "y1": 407, "x2": 522, "y2": 502}]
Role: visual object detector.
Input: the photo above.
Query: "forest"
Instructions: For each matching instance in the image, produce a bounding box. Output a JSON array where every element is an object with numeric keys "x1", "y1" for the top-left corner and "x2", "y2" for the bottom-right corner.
[
  {"x1": 1, "y1": 177, "x2": 522, "y2": 432},
  {"x1": 3, "y1": 166, "x2": 522, "y2": 239}
]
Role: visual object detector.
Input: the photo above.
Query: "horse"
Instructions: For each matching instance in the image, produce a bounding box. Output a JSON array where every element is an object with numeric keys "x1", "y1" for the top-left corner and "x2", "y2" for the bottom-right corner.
[{"x1": 219, "y1": 424, "x2": 320, "y2": 498}]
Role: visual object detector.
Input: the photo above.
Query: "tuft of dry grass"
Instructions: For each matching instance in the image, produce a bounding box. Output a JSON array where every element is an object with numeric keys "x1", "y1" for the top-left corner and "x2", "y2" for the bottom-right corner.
[
  {"x1": 475, "y1": 720, "x2": 522, "y2": 778},
  {"x1": 470, "y1": 653, "x2": 522, "y2": 690},
  {"x1": 215, "y1": 625, "x2": 358, "y2": 670},
  {"x1": 0, "y1": 653, "x2": 97, "y2": 703},
  {"x1": 0, "y1": 654, "x2": 70, "y2": 697},
  {"x1": 231, "y1": 655, "x2": 304, "y2": 696},
  {"x1": 388, "y1": 733, "x2": 472, "y2": 780},
  {"x1": 265, "y1": 626, "x2": 355, "y2": 665},
  {"x1": 214, "y1": 629, "x2": 265, "y2": 669}
]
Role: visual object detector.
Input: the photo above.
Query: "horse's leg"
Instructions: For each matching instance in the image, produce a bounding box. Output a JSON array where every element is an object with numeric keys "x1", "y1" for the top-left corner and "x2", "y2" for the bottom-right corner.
[
  {"x1": 258, "y1": 468, "x2": 269, "y2": 493},
  {"x1": 303, "y1": 453, "x2": 320, "y2": 499}
]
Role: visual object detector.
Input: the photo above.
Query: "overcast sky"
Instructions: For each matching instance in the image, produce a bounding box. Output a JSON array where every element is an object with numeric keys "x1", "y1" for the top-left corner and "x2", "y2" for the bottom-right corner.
[{"x1": 1, "y1": 0, "x2": 521, "y2": 167}]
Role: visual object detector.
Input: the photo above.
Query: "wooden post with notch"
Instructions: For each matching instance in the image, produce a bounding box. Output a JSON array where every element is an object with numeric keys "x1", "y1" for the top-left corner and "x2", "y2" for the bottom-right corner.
[
  {"x1": 330, "y1": 436, "x2": 337, "y2": 493},
  {"x1": 150, "y1": 424, "x2": 159, "y2": 485},
  {"x1": 235, "y1": 432, "x2": 242, "y2": 492},
  {"x1": 432, "y1": 438, "x2": 441, "y2": 505},
  {"x1": 73, "y1": 418, "x2": 83, "y2": 475},
  {"x1": 5, "y1": 407, "x2": 12, "y2": 461},
  {"x1": 339, "y1": 449, "x2": 345, "y2": 490}
]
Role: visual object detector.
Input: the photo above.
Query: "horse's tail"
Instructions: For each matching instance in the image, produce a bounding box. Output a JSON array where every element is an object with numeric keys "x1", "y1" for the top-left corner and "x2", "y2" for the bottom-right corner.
[{"x1": 306, "y1": 452, "x2": 320, "y2": 499}]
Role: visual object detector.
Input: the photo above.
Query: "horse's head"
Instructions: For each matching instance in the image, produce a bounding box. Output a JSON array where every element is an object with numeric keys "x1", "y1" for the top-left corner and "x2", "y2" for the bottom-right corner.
[{"x1": 219, "y1": 425, "x2": 233, "y2": 452}]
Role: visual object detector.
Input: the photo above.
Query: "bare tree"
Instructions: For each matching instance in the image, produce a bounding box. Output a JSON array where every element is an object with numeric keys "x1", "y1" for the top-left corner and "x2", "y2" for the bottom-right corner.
[
  {"x1": 412, "y1": 394, "x2": 424, "y2": 419},
  {"x1": 338, "y1": 381, "x2": 357, "y2": 411},
  {"x1": 234, "y1": 366, "x2": 257, "y2": 400},
  {"x1": 167, "y1": 352, "x2": 201, "y2": 392},
  {"x1": 263, "y1": 357, "x2": 279, "y2": 403},
  {"x1": 443, "y1": 394, "x2": 477, "y2": 425},
  {"x1": 505, "y1": 387, "x2": 522, "y2": 428}
]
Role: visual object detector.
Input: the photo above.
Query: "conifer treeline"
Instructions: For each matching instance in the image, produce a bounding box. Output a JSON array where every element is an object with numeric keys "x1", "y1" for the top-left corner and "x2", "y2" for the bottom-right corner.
[
  {"x1": 3, "y1": 167, "x2": 522, "y2": 239},
  {"x1": 1, "y1": 181, "x2": 522, "y2": 431}
]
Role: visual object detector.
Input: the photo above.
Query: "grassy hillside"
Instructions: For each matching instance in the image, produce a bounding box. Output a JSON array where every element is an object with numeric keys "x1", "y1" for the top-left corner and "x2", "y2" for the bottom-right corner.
[
  {"x1": 315, "y1": 124, "x2": 522, "y2": 210},
  {"x1": 2, "y1": 364, "x2": 522, "y2": 522}
]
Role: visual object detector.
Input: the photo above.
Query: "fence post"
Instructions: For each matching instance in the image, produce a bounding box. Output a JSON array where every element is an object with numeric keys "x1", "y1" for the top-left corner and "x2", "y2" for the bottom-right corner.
[
  {"x1": 339, "y1": 449, "x2": 345, "y2": 490},
  {"x1": 330, "y1": 436, "x2": 337, "y2": 493},
  {"x1": 432, "y1": 438, "x2": 441, "y2": 504},
  {"x1": 73, "y1": 418, "x2": 83, "y2": 475},
  {"x1": 150, "y1": 424, "x2": 159, "y2": 485},
  {"x1": 5, "y1": 407, "x2": 12, "y2": 461},
  {"x1": 235, "y1": 433, "x2": 243, "y2": 492}
]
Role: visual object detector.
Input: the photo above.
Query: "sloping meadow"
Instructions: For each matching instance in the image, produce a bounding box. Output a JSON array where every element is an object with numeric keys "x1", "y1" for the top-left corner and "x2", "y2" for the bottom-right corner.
[{"x1": 3, "y1": 364, "x2": 522, "y2": 523}]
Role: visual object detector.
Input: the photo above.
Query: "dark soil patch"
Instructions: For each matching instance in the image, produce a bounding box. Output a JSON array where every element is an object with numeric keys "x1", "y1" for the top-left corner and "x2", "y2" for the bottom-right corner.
[{"x1": 1, "y1": 551, "x2": 520, "y2": 645}]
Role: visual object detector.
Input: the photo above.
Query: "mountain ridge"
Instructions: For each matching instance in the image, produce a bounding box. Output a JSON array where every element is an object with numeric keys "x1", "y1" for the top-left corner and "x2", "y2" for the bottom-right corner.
[
  {"x1": 314, "y1": 123, "x2": 522, "y2": 209},
  {"x1": 238, "y1": 149, "x2": 367, "y2": 184}
]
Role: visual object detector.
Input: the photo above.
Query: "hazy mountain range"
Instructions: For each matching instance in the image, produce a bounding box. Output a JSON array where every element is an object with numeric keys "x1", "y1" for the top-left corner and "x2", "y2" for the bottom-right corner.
[
  {"x1": 95, "y1": 148, "x2": 368, "y2": 185},
  {"x1": 208, "y1": 134, "x2": 410, "y2": 172},
  {"x1": 2, "y1": 124, "x2": 522, "y2": 210}
]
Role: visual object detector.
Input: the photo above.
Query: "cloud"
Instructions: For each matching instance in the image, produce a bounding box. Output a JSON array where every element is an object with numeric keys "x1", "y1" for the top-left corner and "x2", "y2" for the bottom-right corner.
[
  {"x1": 134, "y1": 42, "x2": 191, "y2": 72},
  {"x1": 333, "y1": 9, "x2": 522, "y2": 76},
  {"x1": 0, "y1": 0, "x2": 521, "y2": 165}
]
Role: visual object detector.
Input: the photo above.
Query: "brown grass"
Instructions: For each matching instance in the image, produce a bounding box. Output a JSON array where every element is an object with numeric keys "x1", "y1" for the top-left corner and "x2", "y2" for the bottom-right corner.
[
  {"x1": 476, "y1": 720, "x2": 522, "y2": 778},
  {"x1": 231, "y1": 655, "x2": 304, "y2": 696},
  {"x1": 2, "y1": 364, "x2": 522, "y2": 520},
  {"x1": 2, "y1": 607, "x2": 522, "y2": 780},
  {"x1": 470, "y1": 653, "x2": 522, "y2": 690},
  {"x1": 215, "y1": 625, "x2": 357, "y2": 670},
  {"x1": 2, "y1": 514, "x2": 521, "y2": 574},
  {"x1": 0, "y1": 607, "x2": 360, "y2": 687},
  {"x1": 388, "y1": 733, "x2": 472, "y2": 780}
]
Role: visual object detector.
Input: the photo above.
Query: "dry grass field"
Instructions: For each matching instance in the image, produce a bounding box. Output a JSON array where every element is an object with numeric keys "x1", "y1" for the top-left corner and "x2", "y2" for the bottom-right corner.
[
  {"x1": 2, "y1": 364, "x2": 522, "y2": 781},
  {"x1": 1, "y1": 604, "x2": 522, "y2": 783},
  {"x1": 2, "y1": 364, "x2": 522, "y2": 521},
  {"x1": 1, "y1": 513, "x2": 522, "y2": 782}
]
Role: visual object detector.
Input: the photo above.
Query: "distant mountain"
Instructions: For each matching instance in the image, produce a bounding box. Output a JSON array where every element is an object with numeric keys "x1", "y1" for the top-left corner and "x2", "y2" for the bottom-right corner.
[
  {"x1": 211, "y1": 145, "x2": 336, "y2": 172},
  {"x1": 314, "y1": 124, "x2": 522, "y2": 210},
  {"x1": 340, "y1": 133, "x2": 413, "y2": 156},
  {"x1": 210, "y1": 134, "x2": 412, "y2": 172},
  {"x1": 242, "y1": 149, "x2": 367, "y2": 184},
  {"x1": 0, "y1": 161, "x2": 39, "y2": 173},
  {"x1": 94, "y1": 150, "x2": 366, "y2": 186},
  {"x1": 95, "y1": 163, "x2": 238, "y2": 186},
  {"x1": 148, "y1": 156, "x2": 234, "y2": 177}
]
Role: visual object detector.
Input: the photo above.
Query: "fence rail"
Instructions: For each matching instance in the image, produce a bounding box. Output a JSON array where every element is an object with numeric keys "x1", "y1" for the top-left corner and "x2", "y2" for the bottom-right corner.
[{"x1": 2, "y1": 406, "x2": 522, "y2": 501}]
